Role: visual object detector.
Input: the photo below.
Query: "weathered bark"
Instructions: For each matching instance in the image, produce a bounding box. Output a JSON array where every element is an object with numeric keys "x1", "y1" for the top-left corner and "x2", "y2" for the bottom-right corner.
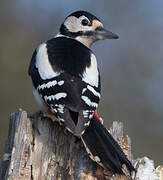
[{"x1": 0, "y1": 109, "x2": 162, "y2": 180}]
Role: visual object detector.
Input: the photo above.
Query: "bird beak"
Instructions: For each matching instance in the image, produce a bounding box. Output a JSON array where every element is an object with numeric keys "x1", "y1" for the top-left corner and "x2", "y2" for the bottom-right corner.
[{"x1": 95, "y1": 26, "x2": 119, "y2": 40}]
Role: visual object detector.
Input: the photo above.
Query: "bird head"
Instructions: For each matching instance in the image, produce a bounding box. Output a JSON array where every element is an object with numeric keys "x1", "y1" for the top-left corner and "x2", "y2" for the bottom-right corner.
[{"x1": 59, "y1": 10, "x2": 119, "y2": 48}]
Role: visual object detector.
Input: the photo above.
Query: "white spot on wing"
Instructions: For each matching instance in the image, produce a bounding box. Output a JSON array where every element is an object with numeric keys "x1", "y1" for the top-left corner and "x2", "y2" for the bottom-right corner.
[
  {"x1": 82, "y1": 88, "x2": 87, "y2": 94},
  {"x1": 89, "y1": 114, "x2": 93, "y2": 119},
  {"x1": 58, "y1": 80, "x2": 64, "y2": 86},
  {"x1": 83, "y1": 110, "x2": 89, "y2": 118},
  {"x1": 59, "y1": 118, "x2": 65, "y2": 122},
  {"x1": 83, "y1": 110, "x2": 94, "y2": 119},
  {"x1": 37, "y1": 80, "x2": 64, "y2": 90},
  {"x1": 52, "y1": 108, "x2": 57, "y2": 113},
  {"x1": 87, "y1": 85, "x2": 100, "y2": 98},
  {"x1": 36, "y1": 43, "x2": 61, "y2": 80},
  {"x1": 55, "y1": 104, "x2": 64, "y2": 113},
  {"x1": 81, "y1": 96, "x2": 98, "y2": 108},
  {"x1": 44, "y1": 93, "x2": 67, "y2": 101},
  {"x1": 37, "y1": 80, "x2": 57, "y2": 90},
  {"x1": 82, "y1": 54, "x2": 99, "y2": 87},
  {"x1": 84, "y1": 121, "x2": 90, "y2": 126}
]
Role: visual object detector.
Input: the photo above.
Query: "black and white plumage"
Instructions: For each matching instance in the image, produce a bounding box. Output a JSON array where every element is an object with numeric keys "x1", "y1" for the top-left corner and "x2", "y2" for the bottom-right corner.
[
  {"x1": 29, "y1": 36, "x2": 101, "y2": 135},
  {"x1": 29, "y1": 10, "x2": 135, "y2": 175}
]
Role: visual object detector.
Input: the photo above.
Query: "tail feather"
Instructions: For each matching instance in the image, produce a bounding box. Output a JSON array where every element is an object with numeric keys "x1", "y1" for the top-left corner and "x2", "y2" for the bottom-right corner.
[
  {"x1": 93, "y1": 128, "x2": 124, "y2": 173},
  {"x1": 95, "y1": 119, "x2": 133, "y2": 170},
  {"x1": 81, "y1": 115, "x2": 135, "y2": 175}
]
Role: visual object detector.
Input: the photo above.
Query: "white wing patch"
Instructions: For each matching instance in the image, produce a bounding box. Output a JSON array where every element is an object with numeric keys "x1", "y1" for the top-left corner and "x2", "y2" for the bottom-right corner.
[
  {"x1": 35, "y1": 43, "x2": 61, "y2": 80},
  {"x1": 82, "y1": 53, "x2": 99, "y2": 87},
  {"x1": 44, "y1": 93, "x2": 67, "y2": 101},
  {"x1": 81, "y1": 96, "x2": 98, "y2": 108}
]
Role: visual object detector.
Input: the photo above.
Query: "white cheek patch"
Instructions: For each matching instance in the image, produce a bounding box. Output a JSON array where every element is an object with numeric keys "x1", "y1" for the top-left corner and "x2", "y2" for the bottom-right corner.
[
  {"x1": 64, "y1": 16, "x2": 93, "y2": 33},
  {"x1": 82, "y1": 53, "x2": 99, "y2": 87},
  {"x1": 64, "y1": 16, "x2": 79, "y2": 32},
  {"x1": 36, "y1": 43, "x2": 61, "y2": 80}
]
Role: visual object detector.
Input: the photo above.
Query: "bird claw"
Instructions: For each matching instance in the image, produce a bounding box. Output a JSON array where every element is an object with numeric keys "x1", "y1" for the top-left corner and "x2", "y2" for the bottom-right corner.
[{"x1": 28, "y1": 110, "x2": 44, "y2": 135}]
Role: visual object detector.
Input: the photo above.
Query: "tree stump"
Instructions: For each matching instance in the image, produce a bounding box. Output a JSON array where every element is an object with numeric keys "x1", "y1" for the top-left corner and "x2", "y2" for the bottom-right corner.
[{"x1": 0, "y1": 109, "x2": 162, "y2": 180}]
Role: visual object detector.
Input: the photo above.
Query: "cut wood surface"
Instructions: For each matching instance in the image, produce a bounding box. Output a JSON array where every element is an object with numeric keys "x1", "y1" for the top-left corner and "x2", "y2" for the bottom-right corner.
[{"x1": 0, "y1": 109, "x2": 162, "y2": 180}]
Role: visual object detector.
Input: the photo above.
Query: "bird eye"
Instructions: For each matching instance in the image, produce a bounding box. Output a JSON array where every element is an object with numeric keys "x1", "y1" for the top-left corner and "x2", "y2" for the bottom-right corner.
[{"x1": 81, "y1": 19, "x2": 90, "y2": 26}]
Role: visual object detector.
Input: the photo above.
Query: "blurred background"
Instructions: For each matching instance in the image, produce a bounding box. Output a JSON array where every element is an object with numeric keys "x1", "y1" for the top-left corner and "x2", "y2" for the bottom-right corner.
[{"x1": 0, "y1": 0, "x2": 163, "y2": 165}]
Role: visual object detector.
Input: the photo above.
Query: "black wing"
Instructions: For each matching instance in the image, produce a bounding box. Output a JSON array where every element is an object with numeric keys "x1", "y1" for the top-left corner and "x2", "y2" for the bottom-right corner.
[{"x1": 29, "y1": 37, "x2": 101, "y2": 136}]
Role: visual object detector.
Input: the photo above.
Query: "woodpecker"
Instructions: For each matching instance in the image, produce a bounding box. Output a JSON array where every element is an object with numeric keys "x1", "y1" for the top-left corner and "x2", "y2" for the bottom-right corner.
[{"x1": 28, "y1": 11, "x2": 135, "y2": 175}]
